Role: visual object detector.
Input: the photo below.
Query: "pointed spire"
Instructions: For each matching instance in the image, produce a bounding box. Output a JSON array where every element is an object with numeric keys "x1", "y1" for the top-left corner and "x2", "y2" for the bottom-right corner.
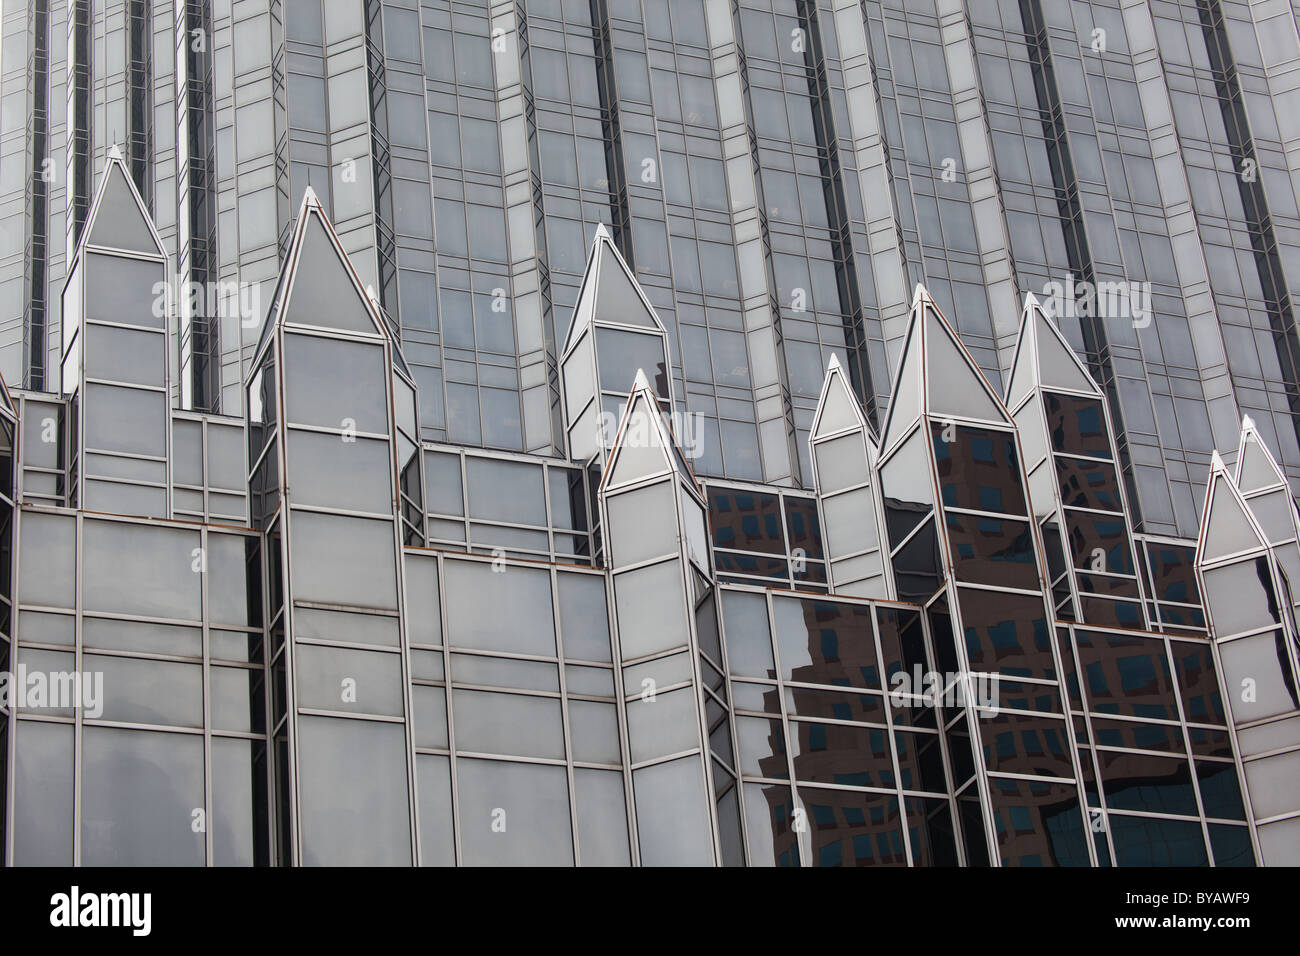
[
  {"x1": 254, "y1": 188, "x2": 390, "y2": 359},
  {"x1": 1198, "y1": 455, "x2": 1268, "y2": 564},
  {"x1": 882, "y1": 284, "x2": 1009, "y2": 452},
  {"x1": 562, "y1": 226, "x2": 665, "y2": 358},
  {"x1": 1234, "y1": 415, "x2": 1287, "y2": 494},
  {"x1": 1006, "y1": 293, "x2": 1099, "y2": 408},
  {"x1": 84, "y1": 154, "x2": 164, "y2": 256},
  {"x1": 811, "y1": 353, "x2": 875, "y2": 443},
  {"x1": 604, "y1": 369, "x2": 697, "y2": 492}
]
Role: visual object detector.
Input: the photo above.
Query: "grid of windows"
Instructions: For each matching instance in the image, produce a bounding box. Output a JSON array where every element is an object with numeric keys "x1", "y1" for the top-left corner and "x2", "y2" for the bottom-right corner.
[{"x1": 7, "y1": 0, "x2": 1300, "y2": 868}]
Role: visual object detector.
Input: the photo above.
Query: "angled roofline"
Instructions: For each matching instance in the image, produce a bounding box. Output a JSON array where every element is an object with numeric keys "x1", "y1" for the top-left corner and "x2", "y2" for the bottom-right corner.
[
  {"x1": 248, "y1": 186, "x2": 393, "y2": 380},
  {"x1": 78, "y1": 150, "x2": 168, "y2": 261},
  {"x1": 560, "y1": 225, "x2": 669, "y2": 360}
]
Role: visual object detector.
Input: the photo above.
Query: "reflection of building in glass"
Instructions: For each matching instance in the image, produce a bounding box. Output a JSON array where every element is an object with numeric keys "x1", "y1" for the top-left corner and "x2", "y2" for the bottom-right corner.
[
  {"x1": 0, "y1": 155, "x2": 1292, "y2": 866},
  {"x1": 5, "y1": 0, "x2": 1300, "y2": 866}
]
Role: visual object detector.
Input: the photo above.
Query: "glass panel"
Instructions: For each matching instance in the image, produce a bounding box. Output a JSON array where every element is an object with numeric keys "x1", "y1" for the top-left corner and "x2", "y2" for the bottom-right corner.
[
  {"x1": 83, "y1": 324, "x2": 165, "y2": 387},
  {"x1": 1043, "y1": 393, "x2": 1112, "y2": 459},
  {"x1": 573, "y1": 768, "x2": 631, "y2": 866},
  {"x1": 613, "y1": 559, "x2": 688, "y2": 659},
  {"x1": 282, "y1": 333, "x2": 388, "y2": 433},
  {"x1": 790, "y1": 719, "x2": 892, "y2": 788},
  {"x1": 957, "y1": 588, "x2": 1055, "y2": 680},
  {"x1": 593, "y1": 249, "x2": 658, "y2": 329},
  {"x1": 607, "y1": 480, "x2": 677, "y2": 565},
  {"x1": 83, "y1": 383, "x2": 166, "y2": 456},
  {"x1": 288, "y1": 512, "x2": 397, "y2": 609},
  {"x1": 881, "y1": 429, "x2": 933, "y2": 546},
  {"x1": 1034, "y1": 321, "x2": 1095, "y2": 393},
  {"x1": 294, "y1": 644, "x2": 404, "y2": 717},
  {"x1": 296, "y1": 715, "x2": 411, "y2": 865},
  {"x1": 742, "y1": 782, "x2": 801, "y2": 867},
  {"x1": 627, "y1": 685, "x2": 700, "y2": 763},
  {"x1": 633, "y1": 756, "x2": 714, "y2": 866},
  {"x1": 285, "y1": 214, "x2": 378, "y2": 334},
  {"x1": 87, "y1": 167, "x2": 158, "y2": 252},
  {"x1": 1108, "y1": 815, "x2": 1207, "y2": 866},
  {"x1": 814, "y1": 373, "x2": 862, "y2": 435},
  {"x1": 464, "y1": 456, "x2": 546, "y2": 525},
  {"x1": 452, "y1": 689, "x2": 565, "y2": 760},
  {"x1": 772, "y1": 596, "x2": 879, "y2": 688},
  {"x1": 210, "y1": 737, "x2": 263, "y2": 866},
  {"x1": 822, "y1": 491, "x2": 880, "y2": 558},
  {"x1": 207, "y1": 423, "x2": 247, "y2": 489},
  {"x1": 416, "y1": 754, "x2": 455, "y2": 865},
  {"x1": 931, "y1": 422, "x2": 1028, "y2": 515},
  {"x1": 1201, "y1": 558, "x2": 1280, "y2": 636},
  {"x1": 80, "y1": 727, "x2": 206, "y2": 865},
  {"x1": 924, "y1": 310, "x2": 1004, "y2": 422},
  {"x1": 986, "y1": 776, "x2": 1089, "y2": 866},
  {"x1": 294, "y1": 607, "x2": 400, "y2": 647},
  {"x1": 883, "y1": 334, "x2": 921, "y2": 447},
  {"x1": 456, "y1": 758, "x2": 573, "y2": 866},
  {"x1": 83, "y1": 254, "x2": 165, "y2": 328},
  {"x1": 784, "y1": 497, "x2": 824, "y2": 560},
  {"x1": 88, "y1": 654, "x2": 203, "y2": 727},
  {"x1": 707, "y1": 488, "x2": 784, "y2": 555},
  {"x1": 444, "y1": 559, "x2": 556, "y2": 656},
  {"x1": 12, "y1": 720, "x2": 73, "y2": 864},
  {"x1": 607, "y1": 392, "x2": 671, "y2": 485},
  {"x1": 1238, "y1": 439, "x2": 1282, "y2": 493},
  {"x1": 569, "y1": 700, "x2": 621, "y2": 764},
  {"x1": 1056, "y1": 456, "x2": 1123, "y2": 511},
  {"x1": 1218, "y1": 631, "x2": 1300, "y2": 722},
  {"x1": 720, "y1": 588, "x2": 775, "y2": 678},
  {"x1": 802, "y1": 787, "x2": 906, "y2": 867},
  {"x1": 1073, "y1": 629, "x2": 1178, "y2": 720},
  {"x1": 1171, "y1": 642, "x2": 1224, "y2": 725},
  {"x1": 83, "y1": 520, "x2": 202, "y2": 619},
  {"x1": 411, "y1": 686, "x2": 449, "y2": 750},
  {"x1": 1207, "y1": 823, "x2": 1255, "y2": 867},
  {"x1": 944, "y1": 512, "x2": 1039, "y2": 589},
  {"x1": 978, "y1": 710, "x2": 1074, "y2": 778},
  {"x1": 286, "y1": 430, "x2": 391, "y2": 513},
  {"x1": 557, "y1": 571, "x2": 611, "y2": 661},
  {"x1": 595, "y1": 327, "x2": 669, "y2": 398},
  {"x1": 423, "y1": 451, "x2": 464, "y2": 515},
  {"x1": 906, "y1": 795, "x2": 960, "y2": 866},
  {"x1": 18, "y1": 511, "x2": 76, "y2": 608}
]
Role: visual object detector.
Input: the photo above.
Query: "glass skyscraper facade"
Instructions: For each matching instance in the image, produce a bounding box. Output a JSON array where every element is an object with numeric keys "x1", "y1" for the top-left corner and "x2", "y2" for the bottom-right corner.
[{"x1": 0, "y1": 0, "x2": 1298, "y2": 866}]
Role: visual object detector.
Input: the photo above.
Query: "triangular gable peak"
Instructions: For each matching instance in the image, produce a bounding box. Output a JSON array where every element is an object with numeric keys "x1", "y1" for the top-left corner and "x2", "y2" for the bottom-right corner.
[
  {"x1": 1006, "y1": 292, "x2": 1100, "y2": 409},
  {"x1": 811, "y1": 353, "x2": 878, "y2": 451},
  {"x1": 882, "y1": 285, "x2": 1010, "y2": 454},
  {"x1": 81, "y1": 152, "x2": 166, "y2": 259},
  {"x1": 561, "y1": 224, "x2": 666, "y2": 360},
  {"x1": 1235, "y1": 414, "x2": 1289, "y2": 495},
  {"x1": 603, "y1": 369, "x2": 701, "y2": 501},
  {"x1": 251, "y1": 188, "x2": 391, "y2": 373},
  {"x1": 1197, "y1": 451, "x2": 1270, "y2": 565}
]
